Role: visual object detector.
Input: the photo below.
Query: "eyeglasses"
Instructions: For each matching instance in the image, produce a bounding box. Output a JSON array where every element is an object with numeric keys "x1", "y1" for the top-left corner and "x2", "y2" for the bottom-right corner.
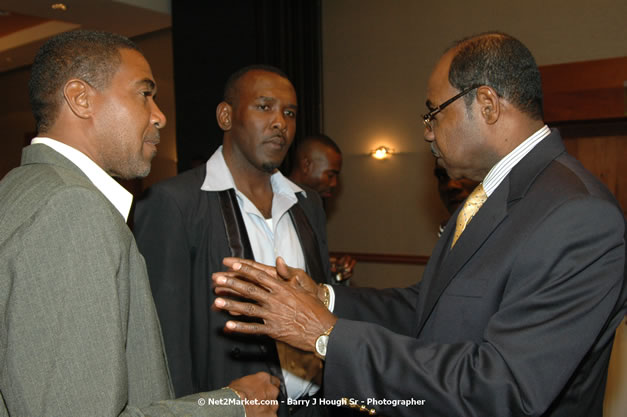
[{"x1": 422, "y1": 85, "x2": 481, "y2": 131}]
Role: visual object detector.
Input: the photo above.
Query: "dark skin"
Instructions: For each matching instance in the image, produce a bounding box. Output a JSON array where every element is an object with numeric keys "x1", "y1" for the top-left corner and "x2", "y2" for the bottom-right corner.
[
  {"x1": 228, "y1": 372, "x2": 280, "y2": 417},
  {"x1": 213, "y1": 257, "x2": 337, "y2": 353},
  {"x1": 217, "y1": 70, "x2": 298, "y2": 219}
]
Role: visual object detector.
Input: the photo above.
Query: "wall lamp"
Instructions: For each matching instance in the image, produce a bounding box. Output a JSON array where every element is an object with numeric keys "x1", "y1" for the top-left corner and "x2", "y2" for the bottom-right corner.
[{"x1": 370, "y1": 146, "x2": 394, "y2": 160}]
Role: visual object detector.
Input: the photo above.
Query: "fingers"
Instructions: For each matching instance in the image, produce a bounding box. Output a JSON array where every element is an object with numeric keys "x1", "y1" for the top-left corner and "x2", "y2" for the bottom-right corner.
[
  {"x1": 224, "y1": 257, "x2": 278, "y2": 278},
  {"x1": 223, "y1": 317, "x2": 269, "y2": 335},
  {"x1": 275, "y1": 256, "x2": 292, "y2": 281},
  {"x1": 214, "y1": 294, "x2": 266, "y2": 319},
  {"x1": 214, "y1": 268, "x2": 278, "y2": 298},
  {"x1": 268, "y1": 374, "x2": 280, "y2": 388}
]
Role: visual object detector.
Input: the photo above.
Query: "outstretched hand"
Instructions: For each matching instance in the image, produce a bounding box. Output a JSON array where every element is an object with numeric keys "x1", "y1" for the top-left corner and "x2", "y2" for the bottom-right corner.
[{"x1": 213, "y1": 257, "x2": 337, "y2": 352}]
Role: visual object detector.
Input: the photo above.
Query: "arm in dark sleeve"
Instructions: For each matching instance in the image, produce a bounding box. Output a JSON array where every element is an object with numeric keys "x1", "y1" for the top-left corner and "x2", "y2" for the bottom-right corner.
[
  {"x1": 324, "y1": 197, "x2": 626, "y2": 417},
  {"x1": 333, "y1": 284, "x2": 420, "y2": 335},
  {"x1": 134, "y1": 185, "x2": 195, "y2": 396}
]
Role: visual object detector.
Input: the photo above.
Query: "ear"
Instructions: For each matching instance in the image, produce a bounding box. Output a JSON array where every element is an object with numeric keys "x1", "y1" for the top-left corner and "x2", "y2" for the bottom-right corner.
[
  {"x1": 216, "y1": 101, "x2": 233, "y2": 131},
  {"x1": 63, "y1": 79, "x2": 93, "y2": 120},
  {"x1": 302, "y1": 156, "x2": 313, "y2": 174},
  {"x1": 475, "y1": 85, "x2": 500, "y2": 125}
]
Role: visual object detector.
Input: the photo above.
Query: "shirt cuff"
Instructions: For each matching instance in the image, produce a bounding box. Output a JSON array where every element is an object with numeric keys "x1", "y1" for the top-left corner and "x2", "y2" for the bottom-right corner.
[{"x1": 325, "y1": 284, "x2": 336, "y2": 312}]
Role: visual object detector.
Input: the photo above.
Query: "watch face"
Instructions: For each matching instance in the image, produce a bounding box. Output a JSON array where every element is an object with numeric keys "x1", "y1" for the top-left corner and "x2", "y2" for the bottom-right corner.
[{"x1": 315, "y1": 334, "x2": 329, "y2": 357}]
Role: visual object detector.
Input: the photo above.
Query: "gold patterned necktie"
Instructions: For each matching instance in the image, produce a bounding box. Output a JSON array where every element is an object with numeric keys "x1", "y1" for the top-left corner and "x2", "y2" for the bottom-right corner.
[{"x1": 451, "y1": 183, "x2": 487, "y2": 248}]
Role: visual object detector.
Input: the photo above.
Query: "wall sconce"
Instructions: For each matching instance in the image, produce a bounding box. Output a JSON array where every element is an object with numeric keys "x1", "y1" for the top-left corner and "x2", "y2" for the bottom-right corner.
[{"x1": 370, "y1": 146, "x2": 394, "y2": 160}]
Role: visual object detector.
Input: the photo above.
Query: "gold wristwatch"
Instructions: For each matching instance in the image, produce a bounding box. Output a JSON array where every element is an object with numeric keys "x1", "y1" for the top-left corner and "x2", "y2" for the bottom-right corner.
[{"x1": 314, "y1": 325, "x2": 334, "y2": 360}]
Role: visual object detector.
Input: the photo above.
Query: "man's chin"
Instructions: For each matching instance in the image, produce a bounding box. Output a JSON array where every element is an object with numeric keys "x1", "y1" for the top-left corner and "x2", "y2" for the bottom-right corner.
[{"x1": 261, "y1": 162, "x2": 280, "y2": 174}]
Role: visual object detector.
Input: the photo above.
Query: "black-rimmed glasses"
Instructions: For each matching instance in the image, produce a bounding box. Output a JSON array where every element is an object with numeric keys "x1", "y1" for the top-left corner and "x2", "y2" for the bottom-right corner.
[{"x1": 422, "y1": 85, "x2": 480, "y2": 131}]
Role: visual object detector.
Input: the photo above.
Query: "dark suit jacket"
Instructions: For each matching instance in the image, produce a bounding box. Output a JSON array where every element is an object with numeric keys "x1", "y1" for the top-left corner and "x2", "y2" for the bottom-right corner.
[
  {"x1": 0, "y1": 144, "x2": 244, "y2": 417},
  {"x1": 133, "y1": 164, "x2": 333, "y2": 402},
  {"x1": 324, "y1": 130, "x2": 626, "y2": 417}
]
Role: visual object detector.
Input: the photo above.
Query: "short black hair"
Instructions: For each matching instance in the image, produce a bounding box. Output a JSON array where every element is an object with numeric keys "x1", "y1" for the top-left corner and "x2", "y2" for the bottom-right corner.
[
  {"x1": 448, "y1": 32, "x2": 543, "y2": 120},
  {"x1": 223, "y1": 64, "x2": 290, "y2": 106},
  {"x1": 29, "y1": 30, "x2": 140, "y2": 133},
  {"x1": 297, "y1": 134, "x2": 342, "y2": 156}
]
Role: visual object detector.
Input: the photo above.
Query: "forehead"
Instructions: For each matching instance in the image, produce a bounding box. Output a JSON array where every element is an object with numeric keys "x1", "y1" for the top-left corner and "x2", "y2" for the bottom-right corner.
[
  {"x1": 316, "y1": 146, "x2": 342, "y2": 168},
  {"x1": 236, "y1": 70, "x2": 297, "y2": 103},
  {"x1": 426, "y1": 48, "x2": 456, "y2": 102},
  {"x1": 111, "y1": 48, "x2": 155, "y2": 87}
]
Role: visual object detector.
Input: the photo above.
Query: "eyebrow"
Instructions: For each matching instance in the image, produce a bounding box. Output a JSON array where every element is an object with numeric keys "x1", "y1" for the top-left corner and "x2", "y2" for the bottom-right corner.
[
  {"x1": 258, "y1": 96, "x2": 298, "y2": 110},
  {"x1": 425, "y1": 99, "x2": 435, "y2": 110},
  {"x1": 136, "y1": 78, "x2": 156, "y2": 91}
]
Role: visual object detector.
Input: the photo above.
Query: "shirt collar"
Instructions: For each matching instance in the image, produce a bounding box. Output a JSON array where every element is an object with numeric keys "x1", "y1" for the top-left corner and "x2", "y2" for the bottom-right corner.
[
  {"x1": 200, "y1": 145, "x2": 306, "y2": 198},
  {"x1": 482, "y1": 124, "x2": 551, "y2": 196},
  {"x1": 31, "y1": 137, "x2": 134, "y2": 221}
]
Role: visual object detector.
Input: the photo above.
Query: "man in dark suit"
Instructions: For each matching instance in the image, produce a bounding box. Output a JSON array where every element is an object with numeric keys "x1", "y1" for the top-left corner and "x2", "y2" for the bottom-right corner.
[
  {"x1": 211, "y1": 32, "x2": 627, "y2": 417},
  {"x1": 0, "y1": 30, "x2": 279, "y2": 417},
  {"x1": 134, "y1": 65, "x2": 334, "y2": 416}
]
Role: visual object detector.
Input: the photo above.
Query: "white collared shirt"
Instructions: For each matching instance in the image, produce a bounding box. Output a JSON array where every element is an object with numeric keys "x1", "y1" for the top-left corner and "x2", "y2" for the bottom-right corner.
[
  {"x1": 482, "y1": 125, "x2": 551, "y2": 196},
  {"x1": 31, "y1": 137, "x2": 133, "y2": 221},
  {"x1": 201, "y1": 146, "x2": 319, "y2": 398}
]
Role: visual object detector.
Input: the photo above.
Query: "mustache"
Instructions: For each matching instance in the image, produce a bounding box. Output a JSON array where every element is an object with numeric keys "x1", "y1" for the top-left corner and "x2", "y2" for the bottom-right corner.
[{"x1": 144, "y1": 131, "x2": 161, "y2": 144}]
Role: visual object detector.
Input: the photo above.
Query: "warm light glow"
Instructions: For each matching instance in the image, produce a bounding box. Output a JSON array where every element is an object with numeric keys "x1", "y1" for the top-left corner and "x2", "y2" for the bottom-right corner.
[
  {"x1": 371, "y1": 146, "x2": 393, "y2": 160},
  {"x1": 51, "y1": 3, "x2": 67, "y2": 11}
]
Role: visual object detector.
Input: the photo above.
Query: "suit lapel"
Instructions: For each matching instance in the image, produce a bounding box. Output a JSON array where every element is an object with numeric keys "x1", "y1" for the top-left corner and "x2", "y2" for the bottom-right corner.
[
  {"x1": 415, "y1": 182, "x2": 509, "y2": 335},
  {"x1": 288, "y1": 195, "x2": 327, "y2": 284},
  {"x1": 415, "y1": 129, "x2": 567, "y2": 335}
]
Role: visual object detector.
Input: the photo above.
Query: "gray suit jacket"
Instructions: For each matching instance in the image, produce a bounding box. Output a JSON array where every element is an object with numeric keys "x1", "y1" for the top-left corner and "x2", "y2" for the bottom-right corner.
[
  {"x1": 0, "y1": 144, "x2": 243, "y2": 417},
  {"x1": 325, "y1": 130, "x2": 626, "y2": 417}
]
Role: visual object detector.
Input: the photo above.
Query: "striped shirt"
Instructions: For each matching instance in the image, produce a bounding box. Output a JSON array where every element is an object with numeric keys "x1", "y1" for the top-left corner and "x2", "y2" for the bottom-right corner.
[{"x1": 482, "y1": 125, "x2": 551, "y2": 196}]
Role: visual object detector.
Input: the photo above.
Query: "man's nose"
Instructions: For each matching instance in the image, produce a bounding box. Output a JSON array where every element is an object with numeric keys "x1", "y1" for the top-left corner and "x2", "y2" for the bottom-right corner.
[
  {"x1": 272, "y1": 111, "x2": 286, "y2": 131},
  {"x1": 152, "y1": 101, "x2": 167, "y2": 129}
]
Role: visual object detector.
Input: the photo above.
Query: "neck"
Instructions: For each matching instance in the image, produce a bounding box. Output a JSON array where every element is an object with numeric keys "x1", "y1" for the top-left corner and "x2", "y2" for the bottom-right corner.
[
  {"x1": 493, "y1": 117, "x2": 545, "y2": 160},
  {"x1": 222, "y1": 141, "x2": 275, "y2": 218}
]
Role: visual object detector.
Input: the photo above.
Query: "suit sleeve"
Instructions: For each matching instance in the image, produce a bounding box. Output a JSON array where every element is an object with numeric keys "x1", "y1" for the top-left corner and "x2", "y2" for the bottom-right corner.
[
  {"x1": 0, "y1": 187, "x2": 243, "y2": 417},
  {"x1": 124, "y1": 390, "x2": 244, "y2": 417},
  {"x1": 133, "y1": 185, "x2": 196, "y2": 397},
  {"x1": 323, "y1": 197, "x2": 626, "y2": 417},
  {"x1": 333, "y1": 284, "x2": 420, "y2": 335}
]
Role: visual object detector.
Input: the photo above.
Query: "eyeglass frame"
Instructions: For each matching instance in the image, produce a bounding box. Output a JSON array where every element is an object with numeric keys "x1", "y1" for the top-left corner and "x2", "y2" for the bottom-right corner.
[{"x1": 422, "y1": 84, "x2": 481, "y2": 130}]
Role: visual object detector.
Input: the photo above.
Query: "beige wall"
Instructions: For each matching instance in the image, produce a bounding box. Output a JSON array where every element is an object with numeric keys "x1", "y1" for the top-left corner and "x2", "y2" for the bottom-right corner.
[{"x1": 321, "y1": 0, "x2": 627, "y2": 288}]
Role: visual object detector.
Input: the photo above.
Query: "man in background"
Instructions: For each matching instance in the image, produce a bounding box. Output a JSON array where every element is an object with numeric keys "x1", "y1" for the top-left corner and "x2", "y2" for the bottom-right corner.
[
  {"x1": 134, "y1": 65, "x2": 333, "y2": 416},
  {"x1": 0, "y1": 30, "x2": 278, "y2": 417},
  {"x1": 289, "y1": 134, "x2": 342, "y2": 199},
  {"x1": 288, "y1": 134, "x2": 355, "y2": 283}
]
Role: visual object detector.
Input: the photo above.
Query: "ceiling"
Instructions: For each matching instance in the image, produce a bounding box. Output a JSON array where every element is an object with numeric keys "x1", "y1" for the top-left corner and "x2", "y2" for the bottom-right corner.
[{"x1": 0, "y1": 0, "x2": 171, "y2": 73}]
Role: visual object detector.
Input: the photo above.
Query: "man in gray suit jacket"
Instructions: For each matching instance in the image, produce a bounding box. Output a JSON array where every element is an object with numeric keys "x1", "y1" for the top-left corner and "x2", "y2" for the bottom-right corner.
[
  {"x1": 211, "y1": 32, "x2": 626, "y2": 417},
  {"x1": 0, "y1": 30, "x2": 279, "y2": 417}
]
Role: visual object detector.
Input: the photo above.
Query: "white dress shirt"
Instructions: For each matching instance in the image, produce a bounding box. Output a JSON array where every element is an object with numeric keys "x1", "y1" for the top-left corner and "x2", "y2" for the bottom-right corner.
[
  {"x1": 201, "y1": 146, "x2": 320, "y2": 399},
  {"x1": 31, "y1": 137, "x2": 133, "y2": 221}
]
